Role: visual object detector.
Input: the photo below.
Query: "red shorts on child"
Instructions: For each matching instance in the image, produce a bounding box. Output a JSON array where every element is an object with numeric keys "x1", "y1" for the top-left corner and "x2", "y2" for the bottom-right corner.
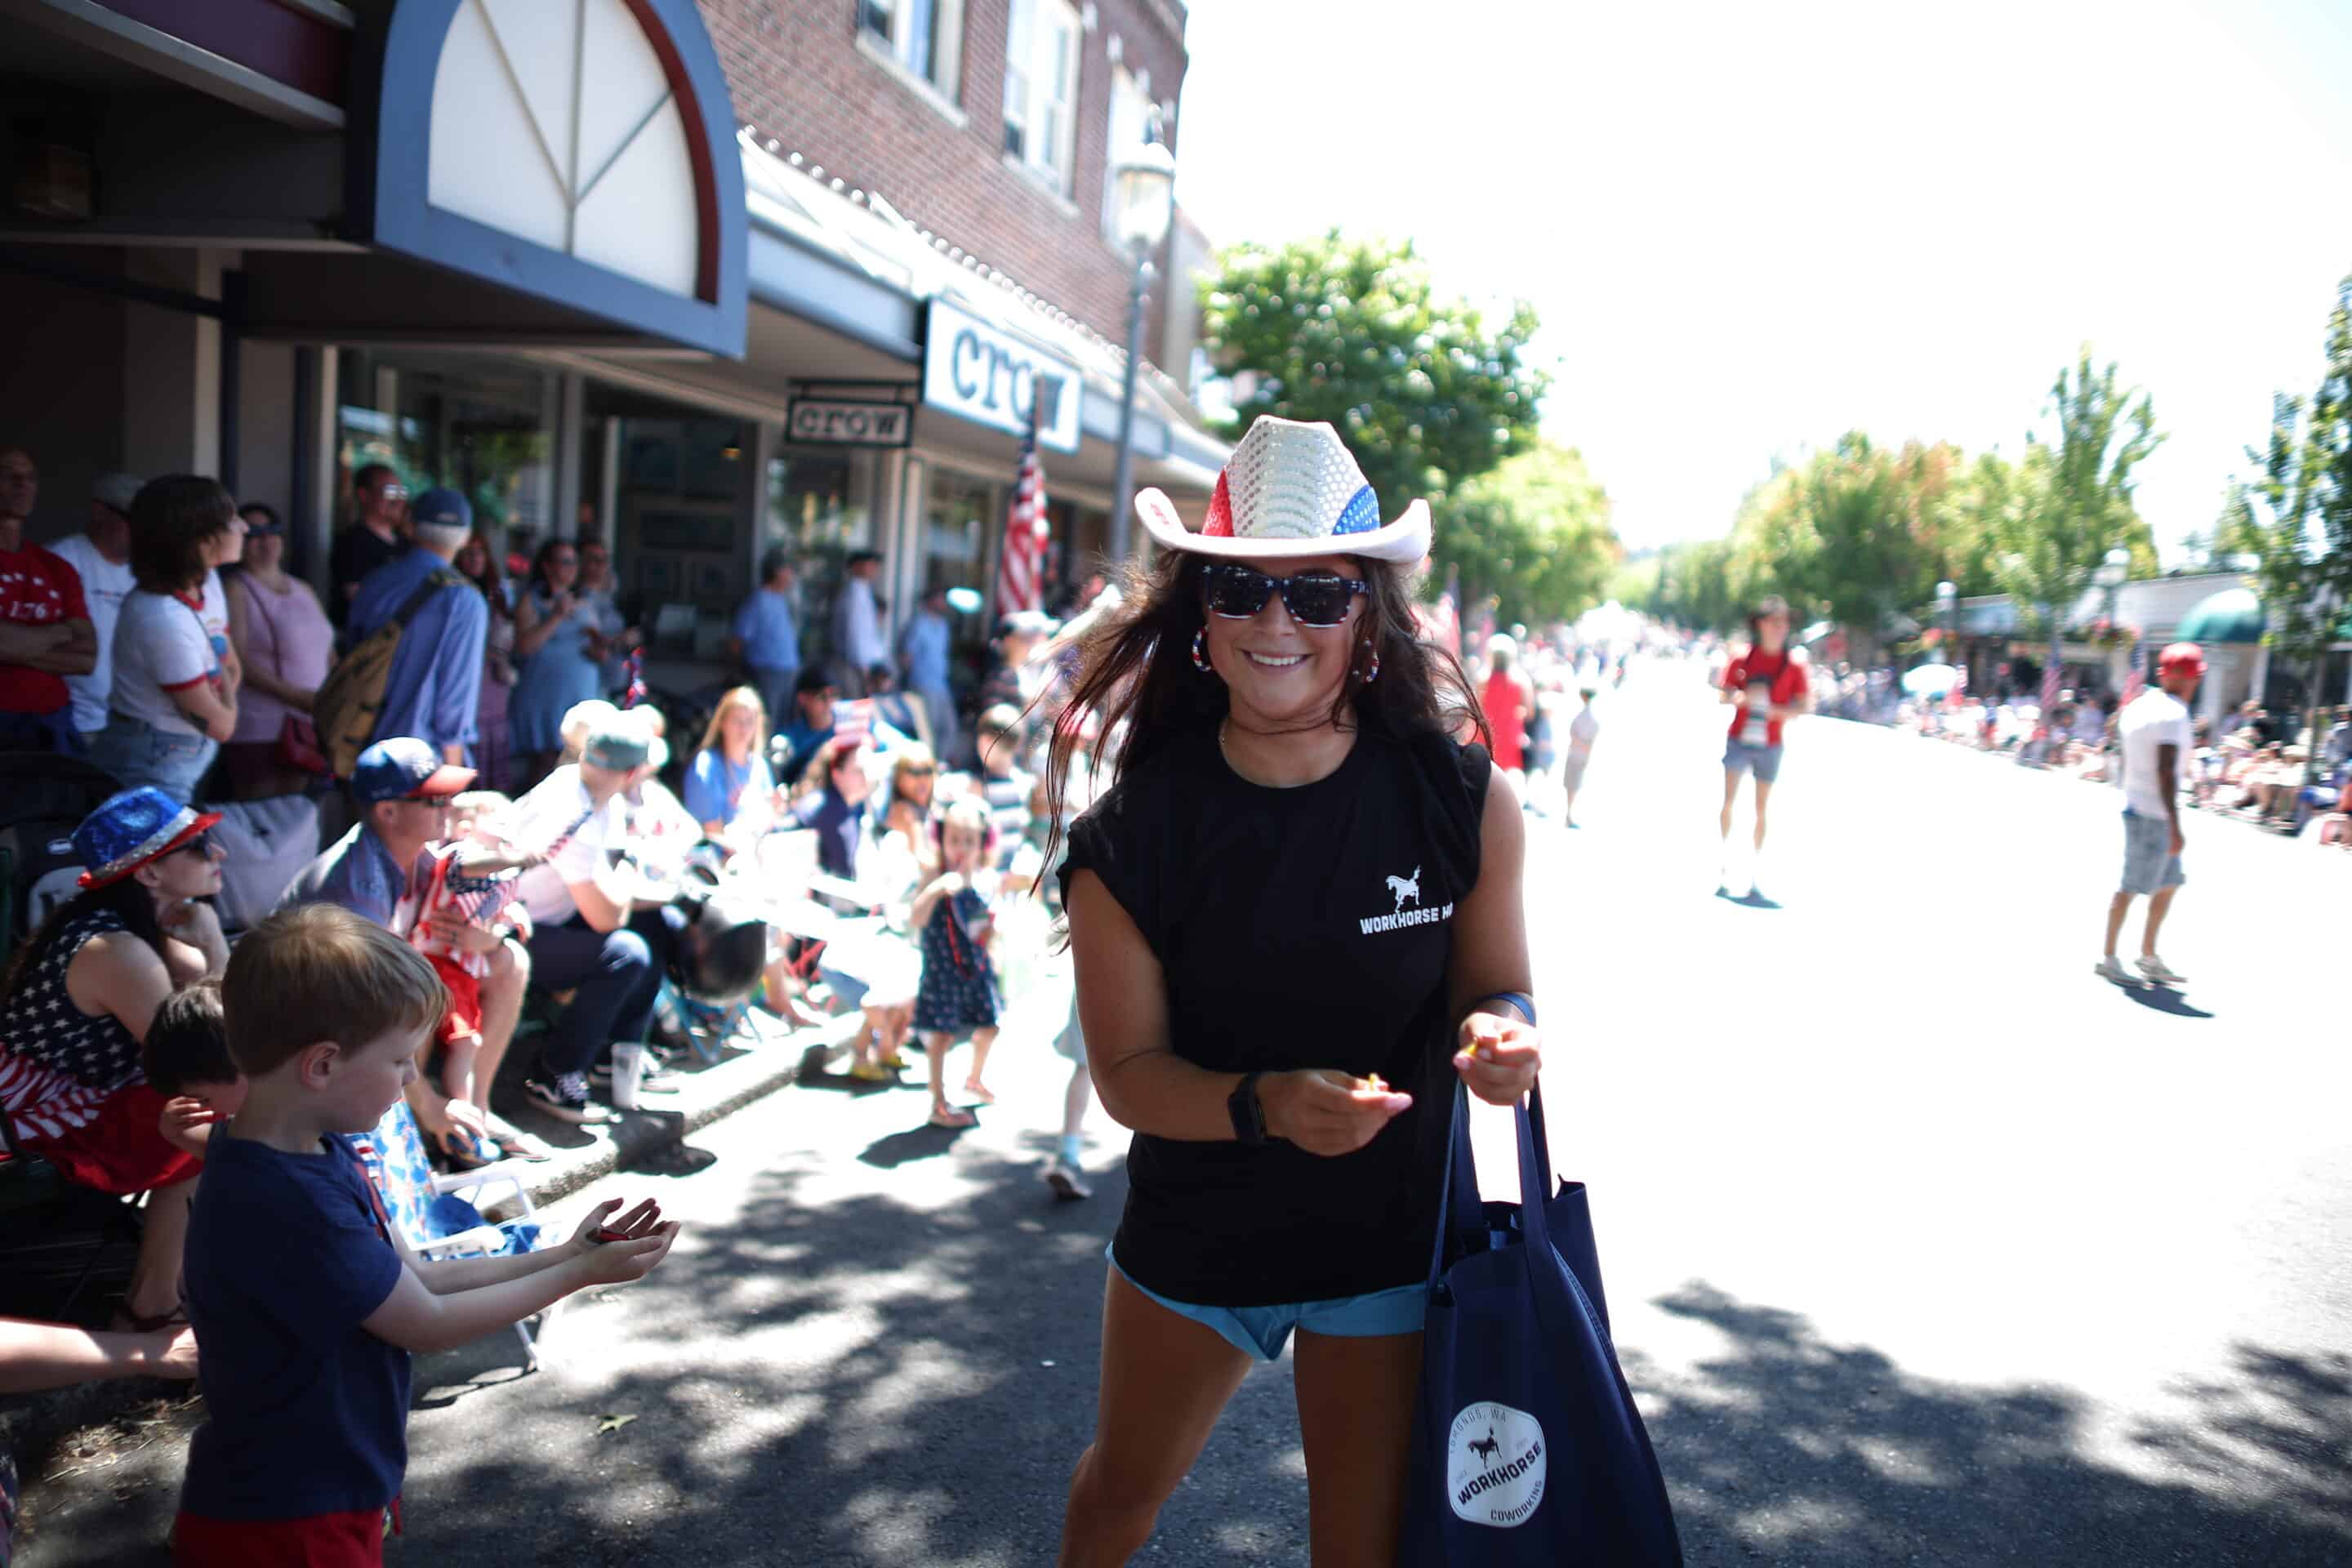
[
  {"x1": 29, "y1": 1082, "x2": 203, "y2": 1196},
  {"x1": 429, "y1": 954, "x2": 483, "y2": 1047},
  {"x1": 173, "y1": 1503, "x2": 388, "y2": 1566}
]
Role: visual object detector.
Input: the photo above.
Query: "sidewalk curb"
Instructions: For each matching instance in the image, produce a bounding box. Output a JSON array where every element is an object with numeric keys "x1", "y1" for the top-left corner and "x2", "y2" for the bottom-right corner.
[{"x1": 0, "y1": 1009, "x2": 866, "y2": 1477}]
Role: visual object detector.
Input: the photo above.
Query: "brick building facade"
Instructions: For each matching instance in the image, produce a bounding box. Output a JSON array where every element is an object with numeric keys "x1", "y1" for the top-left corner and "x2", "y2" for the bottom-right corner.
[
  {"x1": 705, "y1": 0, "x2": 1192, "y2": 356},
  {"x1": 2, "y1": 0, "x2": 1227, "y2": 751}
]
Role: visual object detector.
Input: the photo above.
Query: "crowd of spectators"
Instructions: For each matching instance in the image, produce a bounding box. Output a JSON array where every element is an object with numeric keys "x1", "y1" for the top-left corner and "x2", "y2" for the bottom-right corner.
[{"x1": 1905, "y1": 669, "x2": 2352, "y2": 846}]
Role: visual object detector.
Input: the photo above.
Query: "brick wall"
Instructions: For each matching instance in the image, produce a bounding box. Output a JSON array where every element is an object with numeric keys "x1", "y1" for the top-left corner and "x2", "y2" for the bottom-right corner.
[{"x1": 701, "y1": 0, "x2": 1191, "y2": 354}]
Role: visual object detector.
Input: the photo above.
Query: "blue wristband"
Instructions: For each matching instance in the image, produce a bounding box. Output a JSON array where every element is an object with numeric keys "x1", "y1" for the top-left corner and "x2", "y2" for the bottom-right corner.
[{"x1": 1464, "y1": 991, "x2": 1535, "y2": 1027}]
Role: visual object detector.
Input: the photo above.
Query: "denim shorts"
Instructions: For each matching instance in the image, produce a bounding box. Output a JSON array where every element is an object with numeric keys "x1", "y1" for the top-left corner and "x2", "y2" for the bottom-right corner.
[
  {"x1": 2120, "y1": 810, "x2": 2186, "y2": 896},
  {"x1": 1108, "y1": 1244, "x2": 1425, "y2": 1361},
  {"x1": 88, "y1": 711, "x2": 216, "y2": 800},
  {"x1": 1723, "y1": 737, "x2": 1784, "y2": 784},
  {"x1": 818, "y1": 964, "x2": 870, "y2": 1012}
]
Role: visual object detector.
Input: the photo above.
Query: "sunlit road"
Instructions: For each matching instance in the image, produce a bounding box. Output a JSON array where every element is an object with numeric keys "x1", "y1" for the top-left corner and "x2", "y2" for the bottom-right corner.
[{"x1": 20, "y1": 659, "x2": 2352, "y2": 1565}]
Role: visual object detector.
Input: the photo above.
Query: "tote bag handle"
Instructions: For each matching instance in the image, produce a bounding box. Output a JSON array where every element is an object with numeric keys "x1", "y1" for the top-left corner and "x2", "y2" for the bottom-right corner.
[{"x1": 1426, "y1": 1077, "x2": 1561, "y2": 1285}]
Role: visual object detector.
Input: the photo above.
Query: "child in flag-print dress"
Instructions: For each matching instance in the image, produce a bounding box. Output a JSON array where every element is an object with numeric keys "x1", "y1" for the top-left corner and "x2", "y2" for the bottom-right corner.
[
  {"x1": 394, "y1": 795, "x2": 535, "y2": 1165},
  {"x1": 911, "y1": 798, "x2": 1001, "y2": 1131}
]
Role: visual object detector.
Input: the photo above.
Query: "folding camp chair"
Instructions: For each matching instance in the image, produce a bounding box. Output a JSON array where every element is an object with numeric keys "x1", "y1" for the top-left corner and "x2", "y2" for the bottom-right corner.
[{"x1": 351, "y1": 1099, "x2": 551, "y2": 1369}]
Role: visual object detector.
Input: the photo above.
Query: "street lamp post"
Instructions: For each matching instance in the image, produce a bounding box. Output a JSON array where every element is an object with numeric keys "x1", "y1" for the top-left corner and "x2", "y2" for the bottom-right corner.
[{"x1": 1106, "y1": 128, "x2": 1177, "y2": 564}]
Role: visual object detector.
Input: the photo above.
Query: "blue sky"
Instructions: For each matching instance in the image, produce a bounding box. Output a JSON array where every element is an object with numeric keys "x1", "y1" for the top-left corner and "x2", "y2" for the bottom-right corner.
[{"x1": 1173, "y1": 0, "x2": 2352, "y2": 559}]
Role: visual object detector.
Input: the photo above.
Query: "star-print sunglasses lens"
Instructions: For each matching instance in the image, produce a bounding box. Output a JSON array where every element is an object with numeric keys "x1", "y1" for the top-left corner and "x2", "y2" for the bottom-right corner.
[{"x1": 1201, "y1": 564, "x2": 1368, "y2": 628}]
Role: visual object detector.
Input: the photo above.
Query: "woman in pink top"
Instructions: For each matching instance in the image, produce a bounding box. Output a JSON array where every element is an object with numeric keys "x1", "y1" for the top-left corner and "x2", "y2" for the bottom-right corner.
[{"x1": 222, "y1": 505, "x2": 334, "y2": 800}]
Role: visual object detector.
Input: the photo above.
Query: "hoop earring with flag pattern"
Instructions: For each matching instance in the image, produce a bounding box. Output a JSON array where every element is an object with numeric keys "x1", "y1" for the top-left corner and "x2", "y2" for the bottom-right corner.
[
  {"x1": 1192, "y1": 627, "x2": 1213, "y2": 673},
  {"x1": 1361, "y1": 641, "x2": 1382, "y2": 684}
]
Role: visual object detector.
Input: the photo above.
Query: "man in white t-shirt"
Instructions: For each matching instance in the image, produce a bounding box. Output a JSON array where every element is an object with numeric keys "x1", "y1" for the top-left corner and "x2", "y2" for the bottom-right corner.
[
  {"x1": 506, "y1": 712, "x2": 683, "y2": 1123},
  {"x1": 48, "y1": 472, "x2": 140, "y2": 746},
  {"x1": 1561, "y1": 685, "x2": 1601, "y2": 830},
  {"x1": 2100, "y1": 643, "x2": 2203, "y2": 987}
]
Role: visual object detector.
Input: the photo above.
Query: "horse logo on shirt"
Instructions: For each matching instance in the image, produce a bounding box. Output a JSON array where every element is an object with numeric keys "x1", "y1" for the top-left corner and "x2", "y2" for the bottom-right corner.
[{"x1": 1385, "y1": 866, "x2": 1422, "y2": 913}]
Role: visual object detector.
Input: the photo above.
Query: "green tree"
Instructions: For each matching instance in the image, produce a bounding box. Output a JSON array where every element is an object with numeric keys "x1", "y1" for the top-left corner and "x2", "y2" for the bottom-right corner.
[
  {"x1": 2224, "y1": 274, "x2": 2352, "y2": 786},
  {"x1": 1199, "y1": 232, "x2": 1548, "y2": 509},
  {"x1": 1984, "y1": 348, "x2": 2163, "y2": 674},
  {"x1": 1435, "y1": 443, "x2": 1619, "y2": 627}
]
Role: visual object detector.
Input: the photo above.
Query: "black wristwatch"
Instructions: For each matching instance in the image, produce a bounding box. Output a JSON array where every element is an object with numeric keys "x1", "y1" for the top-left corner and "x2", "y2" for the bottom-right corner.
[{"x1": 1227, "y1": 1071, "x2": 1267, "y2": 1146}]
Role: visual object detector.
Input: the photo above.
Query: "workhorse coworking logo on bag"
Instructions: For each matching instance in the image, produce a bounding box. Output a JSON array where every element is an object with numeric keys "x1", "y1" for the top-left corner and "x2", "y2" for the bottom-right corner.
[
  {"x1": 1361, "y1": 864, "x2": 1453, "y2": 934},
  {"x1": 1447, "y1": 1401, "x2": 1546, "y2": 1526}
]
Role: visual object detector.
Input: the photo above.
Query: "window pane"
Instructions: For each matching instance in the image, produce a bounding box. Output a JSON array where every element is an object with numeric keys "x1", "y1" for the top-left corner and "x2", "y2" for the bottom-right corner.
[
  {"x1": 904, "y1": 0, "x2": 936, "y2": 80},
  {"x1": 924, "y1": 466, "x2": 996, "y2": 652},
  {"x1": 861, "y1": 0, "x2": 893, "y2": 41}
]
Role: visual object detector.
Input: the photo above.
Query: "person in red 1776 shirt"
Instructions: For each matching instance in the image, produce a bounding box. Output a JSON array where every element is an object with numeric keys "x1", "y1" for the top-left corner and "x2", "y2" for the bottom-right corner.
[
  {"x1": 0, "y1": 448, "x2": 98, "y2": 755},
  {"x1": 1717, "y1": 594, "x2": 1810, "y2": 905}
]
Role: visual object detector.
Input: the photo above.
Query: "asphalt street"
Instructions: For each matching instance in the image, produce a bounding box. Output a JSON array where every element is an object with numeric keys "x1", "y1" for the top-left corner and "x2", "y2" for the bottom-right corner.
[{"x1": 17, "y1": 660, "x2": 2352, "y2": 1566}]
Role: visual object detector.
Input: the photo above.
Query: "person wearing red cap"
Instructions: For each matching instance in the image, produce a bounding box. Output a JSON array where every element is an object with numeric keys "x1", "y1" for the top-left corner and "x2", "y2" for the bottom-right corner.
[{"x1": 2102, "y1": 643, "x2": 2204, "y2": 987}]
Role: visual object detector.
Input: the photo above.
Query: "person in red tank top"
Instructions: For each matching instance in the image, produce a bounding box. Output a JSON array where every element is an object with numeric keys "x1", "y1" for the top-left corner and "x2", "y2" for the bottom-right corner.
[
  {"x1": 1480, "y1": 635, "x2": 1531, "y2": 775},
  {"x1": 1717, "y1": 595, "x2": 1809, "y2": 903}
]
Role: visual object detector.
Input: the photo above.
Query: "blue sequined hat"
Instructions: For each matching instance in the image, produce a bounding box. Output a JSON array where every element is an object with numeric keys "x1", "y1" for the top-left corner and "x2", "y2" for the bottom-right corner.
[{"x1": 73, "y1": 788, "x2": 222, "y2": 889}]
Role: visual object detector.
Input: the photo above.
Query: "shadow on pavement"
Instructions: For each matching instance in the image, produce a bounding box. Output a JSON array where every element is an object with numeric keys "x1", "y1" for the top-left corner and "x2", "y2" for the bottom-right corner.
[
  {"x1": 2123, "y1": 986, "x2": 2216, "y2": 1019},
  {"x1": 858, "y1": 1120, "x2": 976, "y2": 1168},
  {"x1": 25, "y1": 1170, "x2": 2351, "y2": 1566},
  {"x1": 1640, "y1": 1283, "x2": 2352, "y2": 1566}
]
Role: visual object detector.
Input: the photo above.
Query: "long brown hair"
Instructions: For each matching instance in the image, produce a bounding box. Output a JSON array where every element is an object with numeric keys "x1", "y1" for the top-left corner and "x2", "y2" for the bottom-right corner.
[{"x1": 1039, "y1": 550, "x2": 1486, "y2": 879}]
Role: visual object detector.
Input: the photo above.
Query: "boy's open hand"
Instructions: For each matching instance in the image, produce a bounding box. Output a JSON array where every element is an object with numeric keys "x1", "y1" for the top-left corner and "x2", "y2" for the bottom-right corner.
[
  {"x1": 577, "y1": 1221, "x2": 680, "y2": 1285},
  {"x1": 568, "y1": 1196, "x2": 662, "y2": 1251}
]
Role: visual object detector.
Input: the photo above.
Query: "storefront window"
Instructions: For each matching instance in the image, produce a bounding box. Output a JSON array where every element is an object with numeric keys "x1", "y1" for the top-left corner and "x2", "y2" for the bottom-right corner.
[
  {"x1": 924, "y1": 465, "x2": 997, "y2": 649},
  {"x1": 336, "y1": 352, "x2": 552, "y2": 547},
  {"x1": 767, "y1": 447, "x2": 877, "y2": 673},
  {"x1": 604, "y1": 413, "x2": 746, "y2": 658}
]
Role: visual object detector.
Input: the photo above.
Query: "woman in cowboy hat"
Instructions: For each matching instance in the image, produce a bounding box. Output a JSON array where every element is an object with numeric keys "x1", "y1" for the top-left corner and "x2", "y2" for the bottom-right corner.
[
  {"x1": 0, "y1": 786, "x2": 234, "y2": 1330},
  {"x1": 1044, "y1": 416, "x2": 1544, "y2": 1564}
]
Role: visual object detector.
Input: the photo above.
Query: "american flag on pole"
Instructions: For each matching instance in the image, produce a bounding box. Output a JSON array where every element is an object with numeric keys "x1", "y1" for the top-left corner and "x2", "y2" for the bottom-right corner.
[
  {"x1": 1426, "y1": 563, "x2": 1462, "y2": 657},
  {"x1": 2120, "y1": 640, "x2": 2147, "y2": 708},
  {"x1": 2039, "y1": 650, "x2": 2064, "y2": 723},
  {"x1": 994, "y1": 404, "x2": 1050, "y2": 618}
]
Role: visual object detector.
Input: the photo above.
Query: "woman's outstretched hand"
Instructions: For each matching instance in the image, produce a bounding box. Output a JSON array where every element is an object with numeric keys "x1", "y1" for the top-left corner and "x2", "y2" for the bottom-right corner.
[
  {"x1": 1454, "y1": 1013, "x2": 1541, "y2": 1105},
  {"x1": 1263, "y1": 1069, "x2": 1412, "y2": 1156}
]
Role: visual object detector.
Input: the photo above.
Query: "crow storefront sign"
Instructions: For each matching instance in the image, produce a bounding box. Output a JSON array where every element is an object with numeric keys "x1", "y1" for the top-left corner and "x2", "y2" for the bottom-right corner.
[
  {"x1": 921, "y1": 298, "x2": 1080, "y2": 453},
  {"x1": 787, "y1": 399, "x2": 913, "y2": 448}
]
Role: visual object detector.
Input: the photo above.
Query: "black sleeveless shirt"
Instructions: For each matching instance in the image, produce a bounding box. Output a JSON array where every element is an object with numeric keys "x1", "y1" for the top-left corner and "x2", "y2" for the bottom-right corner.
[{"x1": 1059, "y1": 723, "x2": 1490, "y2": 1307}]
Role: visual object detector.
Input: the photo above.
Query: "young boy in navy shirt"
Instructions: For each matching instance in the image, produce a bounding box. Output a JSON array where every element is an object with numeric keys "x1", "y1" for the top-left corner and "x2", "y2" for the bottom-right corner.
[{"x1": 174, "y1": 903, "x2": 679, "y2": 1566}]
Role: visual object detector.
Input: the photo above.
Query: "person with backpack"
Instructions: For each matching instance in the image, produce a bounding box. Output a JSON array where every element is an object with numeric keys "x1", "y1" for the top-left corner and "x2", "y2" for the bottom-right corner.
[
  {"x1": 321, "y1": 488, "x2": 486, "y2": 776},
  {"x1": 1717, "y1": 594, "x2": 1810, "y2": 903}
]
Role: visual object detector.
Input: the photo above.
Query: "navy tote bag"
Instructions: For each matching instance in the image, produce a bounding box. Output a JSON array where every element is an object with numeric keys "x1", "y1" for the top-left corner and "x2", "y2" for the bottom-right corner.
[{"x1": 1397, "y1": 1081, "x2": 1682, "y2": 1564}]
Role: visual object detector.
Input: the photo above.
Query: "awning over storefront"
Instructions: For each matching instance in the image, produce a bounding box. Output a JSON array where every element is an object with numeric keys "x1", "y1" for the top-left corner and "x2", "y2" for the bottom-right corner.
[
  {"x1": 736, "y1": 132, "x2": 1227, "y2": 488},
  {"x1": 352, "y1": 0, "x2": 746, "y2": 357},
  {"x1": 2, "y1": 0, "x2": 749, "y2": 358},
  {"x1": 2176, "y1": 586, "x2": 2265, "y2": 645}
]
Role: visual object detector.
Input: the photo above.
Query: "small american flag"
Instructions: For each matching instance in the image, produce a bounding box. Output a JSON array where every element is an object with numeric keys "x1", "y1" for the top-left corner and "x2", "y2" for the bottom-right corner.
[
  {"x1": 994, "y1": 412, "x2": 1049, "y2": 618},
  {"x1": 2039, "y1": 653, "x2": 2063, "y2": 719},
  {"x1": 622, "y1": 647, "x2": 648, "y2": 709},
  {"x1": 833, "y1": 697, "x2": 875, "y2": 744},
  {"x1": 2120, "y1": 641, "x2": 2147, "y2": 708}
]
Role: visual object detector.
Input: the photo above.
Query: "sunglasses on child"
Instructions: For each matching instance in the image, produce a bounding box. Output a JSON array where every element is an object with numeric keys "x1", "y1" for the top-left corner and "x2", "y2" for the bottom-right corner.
[
  {"x1": 1200, "y1": 564, "x2": 1369, "y2": 628},
  {"x1": 170, "y1": 831, "x2": 217, "y2": 861}
]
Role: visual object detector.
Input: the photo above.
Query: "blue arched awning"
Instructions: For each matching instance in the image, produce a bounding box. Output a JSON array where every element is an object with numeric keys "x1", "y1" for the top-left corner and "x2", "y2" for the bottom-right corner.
[
  {"x1": 351, "y1": 0, "x2": 746, "y2": 358},
  {"x1": 2176, "y1": 586, "x2": 2265, "y2": 646}
]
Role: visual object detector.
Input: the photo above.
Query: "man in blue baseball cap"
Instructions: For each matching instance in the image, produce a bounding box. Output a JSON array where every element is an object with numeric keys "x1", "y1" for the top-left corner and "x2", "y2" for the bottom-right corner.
[
  {"x1": 345, "y1": 484, "x2": 489, "y2": 769},
  {"x1": 279, "y1": 736, "x2": 544, "y2": 1163}
]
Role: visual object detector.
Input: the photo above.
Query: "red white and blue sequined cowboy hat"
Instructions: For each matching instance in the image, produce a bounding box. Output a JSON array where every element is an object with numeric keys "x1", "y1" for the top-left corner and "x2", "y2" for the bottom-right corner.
[
  {"x1": 1133, "y1": 416, "x2": 1432, "y2": 565},
  {"x1": 74, "y1": 787, "x2": 221, "y2": 889}
]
